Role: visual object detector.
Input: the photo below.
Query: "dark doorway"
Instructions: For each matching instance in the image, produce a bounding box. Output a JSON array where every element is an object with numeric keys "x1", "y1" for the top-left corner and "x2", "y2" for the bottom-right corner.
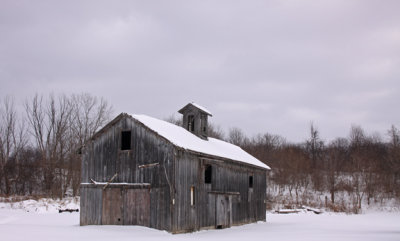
[
  {"x1": 205, "y1": 165, "x2": 212, "y2": 184},
  {"x1": 249, "y1": 175, "x2": 253, "y2": 188}
]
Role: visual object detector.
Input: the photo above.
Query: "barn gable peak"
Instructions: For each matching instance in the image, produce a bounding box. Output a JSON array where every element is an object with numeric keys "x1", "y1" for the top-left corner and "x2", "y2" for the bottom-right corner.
[{"x1": 178, "y1": 102, "x2": 212, "y2": 140}]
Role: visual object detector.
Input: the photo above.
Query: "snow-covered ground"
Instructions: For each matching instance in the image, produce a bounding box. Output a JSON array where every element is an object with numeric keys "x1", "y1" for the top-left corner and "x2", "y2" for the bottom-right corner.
[
  {"x1": 0, "y1": 197, "x2": 79, "y2": 213},
  {"x1": 0, "y1": 199, "x2": 399, "y2": 241}
]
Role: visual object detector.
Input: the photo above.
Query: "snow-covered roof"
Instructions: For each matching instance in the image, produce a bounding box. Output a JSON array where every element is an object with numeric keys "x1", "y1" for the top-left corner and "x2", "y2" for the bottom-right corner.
[
  {"x1": 131, "y1": 114, "x2": 270, "y2": 170},
  {"x1": 190, "y1": 102, "x2": 212, "y2": 116},
  {"x1": 178, "y1": 102, "x2": 213, "y2": 116},
  {"x1": 82, "y1": 182, "x2": 151, "y2": 186}
]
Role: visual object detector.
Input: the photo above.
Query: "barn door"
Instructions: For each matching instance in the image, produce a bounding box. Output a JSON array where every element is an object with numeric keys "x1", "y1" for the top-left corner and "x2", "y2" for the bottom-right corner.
[
  {"x1": 216, "y1": 194, "x2": 231, "y2": 228},
  {"x1": 123, "y1": 189, "x2": 150, "y2": 226},
  {"x1": 102, "y1": 188, "x2": 123, "y2": 225}
]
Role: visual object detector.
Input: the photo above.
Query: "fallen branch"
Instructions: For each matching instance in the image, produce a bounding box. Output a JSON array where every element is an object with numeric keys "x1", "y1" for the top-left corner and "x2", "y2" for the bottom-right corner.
[
  {"x1": 275, "y1": 209, "x2": 301, "y2": 214},
  {"x1": 303, "y1": 206, "x2": 323, "y2": 214},
  {"x1": 59, "y1": 209, "x2": 79, "y2": 213}
]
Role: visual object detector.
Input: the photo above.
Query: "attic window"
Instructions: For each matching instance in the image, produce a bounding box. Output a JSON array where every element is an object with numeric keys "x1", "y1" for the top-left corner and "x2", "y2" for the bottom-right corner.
[
  {"x1": 121, "y1": 131, "x2": 131, "y2": 150},
  {"x1": 249, "y1": 175, "x2": 253, "y2": 188},
  {"x1": 188, "y1": 115, "x2": 195, "y2": 132},
  {"x1": 205, "y1": 165, "x2": 212, "y2": 184}
]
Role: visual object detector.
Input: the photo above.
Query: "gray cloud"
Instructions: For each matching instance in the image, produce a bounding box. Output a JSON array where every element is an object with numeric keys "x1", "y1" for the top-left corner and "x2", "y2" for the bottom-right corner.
[{"x1": 1, "y1": 0, "x2": 399, "y2": 142}]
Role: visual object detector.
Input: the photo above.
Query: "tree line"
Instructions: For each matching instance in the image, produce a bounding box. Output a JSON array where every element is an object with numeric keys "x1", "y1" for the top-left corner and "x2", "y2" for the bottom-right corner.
[
  {"x1": 0, "y1": 93, "x2": 112, "y2": 198},
  {"x1": 166, "y1": 114, "x2": 400, "y2": 211},
  {"x1": 1, "y1": 93, "x2": 399, "y2": 211},
  {"x1": 225, "y1": 124, "x2": 400, "y2": 212}
]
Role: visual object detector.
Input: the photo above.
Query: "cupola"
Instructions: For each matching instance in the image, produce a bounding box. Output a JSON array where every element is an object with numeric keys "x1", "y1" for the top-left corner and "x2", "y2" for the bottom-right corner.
[{"x1": 178, "y1": 102, "x2": 212, "y2": 140}]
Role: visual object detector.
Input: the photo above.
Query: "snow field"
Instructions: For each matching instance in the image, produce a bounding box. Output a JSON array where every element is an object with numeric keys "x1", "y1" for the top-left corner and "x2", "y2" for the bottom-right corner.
[{"x1": 0, "y1": 205, "x2": 399, "y2": 241}]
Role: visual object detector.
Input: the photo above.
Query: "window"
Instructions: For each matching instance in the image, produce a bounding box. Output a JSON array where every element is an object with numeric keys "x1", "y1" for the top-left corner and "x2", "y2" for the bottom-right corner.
[
  {"x1": 249, "y1": 175, "x2": 253, "y2": 188},
  {"x1": 121, "y1": 131, "x2": 131, "y2": 150},
  {"x1": 201, "y1": 114, "x2": 207, "y2": 133},
  {"x1": 205, "y1": 165, "x2": 212, "y2": 184},
  {"x1": 188, "y1": 115, "x2": 195, "y2": 132},
  {"x1": 190, "y1": 186, "x2": 195, "y2": 206}
]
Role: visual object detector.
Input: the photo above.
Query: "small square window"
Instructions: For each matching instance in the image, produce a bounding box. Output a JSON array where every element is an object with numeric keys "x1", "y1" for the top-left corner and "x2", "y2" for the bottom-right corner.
[{"x1": 121, "y1": 131, "x2": 131, "y2": 150}]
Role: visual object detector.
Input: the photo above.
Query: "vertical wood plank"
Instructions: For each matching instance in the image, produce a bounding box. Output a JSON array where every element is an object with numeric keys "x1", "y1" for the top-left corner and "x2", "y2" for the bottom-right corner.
[{"x1": 102, "y1": 188, "x2": 123, "y2": 225}]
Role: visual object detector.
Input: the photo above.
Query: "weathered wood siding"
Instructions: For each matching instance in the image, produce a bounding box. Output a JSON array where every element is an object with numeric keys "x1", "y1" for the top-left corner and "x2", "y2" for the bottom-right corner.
[
  {"x1": 124, "y1": 188, "x2": 150, "y2": 226},
  {"x1": 81, "y1": 113, "x2": 267, "y2": 233},
  {"x1": 102, "y1": 187, "x2": 123, "y2": 225},
  {"x1": 80, "y1": 185, "x2": 102, "y2": 225},
  {"x1": 81, "y1": 115, "x2": 175, "y2": 230},
  {"x1": 80, "y1": 184, "x2": 151, "y2": 226},
  {"x1": 181, "y1": 105, "x2": 209, "y2": 139},
  {"x1": 173, "y1": 150, "x2": 266, "y2": 233}
]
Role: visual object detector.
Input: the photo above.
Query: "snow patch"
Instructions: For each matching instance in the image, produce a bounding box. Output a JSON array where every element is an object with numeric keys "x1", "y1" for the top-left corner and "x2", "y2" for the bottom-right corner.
[{"x1": 0, "y1": 197, "x2": 79, "y2": 213}]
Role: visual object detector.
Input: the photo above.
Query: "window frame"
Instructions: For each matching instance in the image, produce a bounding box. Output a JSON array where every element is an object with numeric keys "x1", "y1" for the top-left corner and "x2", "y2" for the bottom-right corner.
[
  {"x1": 190, "y1": 186, "x2": 196, "y2": 206},
  {"x1": 187, "y1": 115, "x2": 195, "y2": 132}
]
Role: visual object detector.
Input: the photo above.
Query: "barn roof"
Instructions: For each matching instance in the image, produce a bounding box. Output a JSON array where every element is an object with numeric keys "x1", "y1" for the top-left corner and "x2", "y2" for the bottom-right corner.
[
  {"x1": 130, "y1": 114, "x2": 270, "y2": 170},
  {"x1": 178, "y1": 102, "x2": 213, "y2": 116}
]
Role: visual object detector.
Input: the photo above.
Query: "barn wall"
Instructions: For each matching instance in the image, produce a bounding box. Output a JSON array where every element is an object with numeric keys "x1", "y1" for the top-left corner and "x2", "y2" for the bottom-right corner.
[
  {"x1": 81, "y1": 115, "x2": 175, "y2": 230},
  {"x1": 81, "y1": 114, "x2": 267, "y2": 233},
  {"x1": 173, "y1": 151, "x2": 266, "y2": 232},
  {"x1": 80, "y1": 184, "x2": 151, "y2": 226},
  {"x1": 80, "y1": 185, "x2": 102, "y2": 225}
]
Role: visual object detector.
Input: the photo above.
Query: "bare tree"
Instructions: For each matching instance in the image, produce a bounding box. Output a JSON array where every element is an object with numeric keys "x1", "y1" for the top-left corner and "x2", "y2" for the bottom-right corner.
[
  {"x1": 246, "y1": 133, "x2": 286, "y2": 167},
  {"x1": 68, "y1": 93, "x2": 113, "y2": 195},
  {"x1": 24, "y1": 94, "x2": 72, "y2": 198},
  {"x1": 0, "y1": 96, "x2": 27, "y2": 195},
  {"x1": 164, "y1": 114, "x2": 182, "y2": 126},
  {"x1": 70, "y1": 93, "x2": 112, "y2": 145},
  {"x1": 387, "y1": 125, "x2": 400, "y2": 197},
  {"x1": 228, "y1": 127, "x2": 247, "y2": 146},
  {"x1": 348, "y1": 125, "x2": 367, "y2": 209},
  {"x1": 283, "y1": 145, "x2": 309, "y2": 204},
  {"x1": 23, "y1": 93, "x2": 112, "y2": 197},
  {"x1": 349, "y1": 125, "x2": 366, "y2": 148},
  {"x1": 326, "y1": 138, "x2": 349, "y2": 204},
  {"x1": 207, "y1": 122, "x2": 225, "y2": 140},
  {"x1": 306, "y1": 123, "x2": 324, "y2": 169},
  {"x1": 305, "y1": 123, "x2": 325, "y2": 191}
]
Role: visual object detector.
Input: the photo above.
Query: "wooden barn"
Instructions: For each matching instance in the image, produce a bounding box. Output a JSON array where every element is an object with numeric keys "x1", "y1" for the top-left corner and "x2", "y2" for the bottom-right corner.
[{"x1": 80, "y1": 103, "x2": 270, "y2": 233}]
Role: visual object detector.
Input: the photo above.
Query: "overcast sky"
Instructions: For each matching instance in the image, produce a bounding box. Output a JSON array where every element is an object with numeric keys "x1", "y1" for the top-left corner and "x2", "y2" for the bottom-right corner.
[{"x1": 1, "y1": 0, "x2": 399, "y2": 142}]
